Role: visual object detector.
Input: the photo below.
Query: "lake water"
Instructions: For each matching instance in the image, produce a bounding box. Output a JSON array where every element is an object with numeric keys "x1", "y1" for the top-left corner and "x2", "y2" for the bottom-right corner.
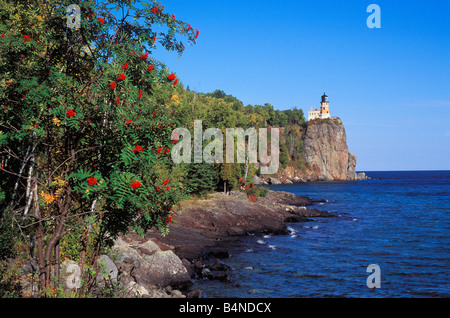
[{"x1": 192, "y1": 170, "x2": 450, "y2": 298}]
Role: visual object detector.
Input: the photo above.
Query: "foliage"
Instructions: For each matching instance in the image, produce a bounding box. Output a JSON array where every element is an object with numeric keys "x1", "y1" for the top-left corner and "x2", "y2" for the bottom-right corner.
[
  {"x1": 0, "y1": 209, "x2": 17, "y2": 261},
  {"x1": 166, "y1": 87, "x2": 307, "y2": 195},
  {"x1": 237, "y1": 177, "x2": 268, "y2": 202},
  {"x1": 279, "y1": 141, "x2": 289, "y2": 169},
  {"x1": 0, "y1": 0, "x2": 308, "y2": 297},
  {"x1": 258, "y1": 186, "x2": 269, "y2": 197},
  {"x1": 308, "y1": 117, "x2": 341, "y2": 126},
  {"x1": 0, "y1": 258, "x2": 23, "y2": 298},
  {"x1": 0, "y1": 0, "x2": 199, "y2": 292},
  {"x1": 184, "y1": 163, "x2": 218, "y2": 197}
]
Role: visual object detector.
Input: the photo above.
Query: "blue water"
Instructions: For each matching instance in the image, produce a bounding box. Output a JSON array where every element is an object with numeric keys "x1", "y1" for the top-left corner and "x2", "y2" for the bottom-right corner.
[{"x1": 193, "y1": 171, "x2": 450, "y2": 298}]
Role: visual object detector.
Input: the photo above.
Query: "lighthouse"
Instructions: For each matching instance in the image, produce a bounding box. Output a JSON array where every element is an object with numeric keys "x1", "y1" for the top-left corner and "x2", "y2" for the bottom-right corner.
[
  {"x1": 308, "y1": 93, "x2": 331, "y2": 121},
  {"x1": 320, "y1": 93, "x2": 330, "y2": 119}
]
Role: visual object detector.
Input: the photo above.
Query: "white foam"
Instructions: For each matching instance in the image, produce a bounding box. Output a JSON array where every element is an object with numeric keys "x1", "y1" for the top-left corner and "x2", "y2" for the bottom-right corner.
[
  {"x1": 263, "y1": 234, "x2": 271, "y2": 239},
  {"x1": 287, "y1": 226, "x2": 297, "y2": 235},
  {"x1": 304, "y1": 225, "x2": 319, "y2": 229},
  {"x1": 268, "y1": 244, "x2": 277, "y2": 250},
  {"x1": 256, "y1": 239, "x2": 266, "y2": 245}
]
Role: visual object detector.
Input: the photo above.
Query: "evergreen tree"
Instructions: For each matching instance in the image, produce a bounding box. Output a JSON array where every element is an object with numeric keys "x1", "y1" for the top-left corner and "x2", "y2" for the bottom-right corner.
[
  {"x1": 279, "y1": 142, "x2": 289, "y2": 169},
  {"x1": 185, "y1": 163, "x2": 218, "y2": 197}
]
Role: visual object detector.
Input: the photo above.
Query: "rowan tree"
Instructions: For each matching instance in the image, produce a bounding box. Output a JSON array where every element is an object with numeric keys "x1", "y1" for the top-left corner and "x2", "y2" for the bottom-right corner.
[{"x1": 0, "y1": 0, "x2": 198, "y2": 293}]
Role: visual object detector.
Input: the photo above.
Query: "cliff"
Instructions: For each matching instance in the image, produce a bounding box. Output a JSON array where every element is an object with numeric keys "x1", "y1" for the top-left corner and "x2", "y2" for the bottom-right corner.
[
  {"x1": 302, "y1": 117, "x2": 357, "y2": 181},
  {"x1": 259, "y1": 117, "x2": 362, "y2": 183}
]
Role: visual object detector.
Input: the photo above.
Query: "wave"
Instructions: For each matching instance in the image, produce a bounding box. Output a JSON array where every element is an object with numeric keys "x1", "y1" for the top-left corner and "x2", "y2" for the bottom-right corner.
[
  {"x1": 286, "y1": 226, "x2": 299, "y2": 238},
  {"x1": 287, "y1": 225, "x2": 297, "y2": 235},
  {"x1": 303, "y1": 225, "x2": 320, "y2": 229},
  {"x1": 294, "y1": 273, "x2": 325, "y2": 278},
  {"x1": 405, "y1": 191, "x2": 449, "y2": 197}
]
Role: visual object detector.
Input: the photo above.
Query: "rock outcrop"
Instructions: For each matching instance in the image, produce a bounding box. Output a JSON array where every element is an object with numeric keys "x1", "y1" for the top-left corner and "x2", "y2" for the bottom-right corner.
[
  {"x1": 303, "y1": 118, "x2": 356, "y2": 181},
  {"x1": 106, "y1": 189, "x2": 331, "y2": 297},
  {"x1": 111, "y1": 236, "x2": 192, "y2": 291},
  {"x1": 144, "y1": 190, "x2": 332, "y2": 260},
  {"x1": 265, "y1": 118, "x2": 363, "y2": 183}
]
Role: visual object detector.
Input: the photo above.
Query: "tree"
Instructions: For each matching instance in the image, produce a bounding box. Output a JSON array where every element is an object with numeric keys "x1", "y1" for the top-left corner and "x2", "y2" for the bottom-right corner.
[
  {"x1": 185, "y1": 163, "x2": 218, "y2": 197},
  {"x1": 279, "y1": 141, "x2": 289, "y2": 169},
  {"x1": 272, "y1": 109, "x2": 288, "y2": 127},
  {"x1": 220, "y1": 162, "x2": 241, "y2": 195},
  {"x1": 206, "y1": 89, "x2": 226, "y2": 99},
  {"x1": 0, "y1": 0, "x2": 198, "y2": 293},
  {"x1": 286, "y1": 107, "x2": 305, "y2": 126}
]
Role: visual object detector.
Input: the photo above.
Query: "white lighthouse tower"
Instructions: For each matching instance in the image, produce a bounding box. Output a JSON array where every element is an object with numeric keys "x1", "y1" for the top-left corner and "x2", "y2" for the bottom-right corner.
[{"x1": 308, "y1": 93, "x2": 331, "y2": 121}]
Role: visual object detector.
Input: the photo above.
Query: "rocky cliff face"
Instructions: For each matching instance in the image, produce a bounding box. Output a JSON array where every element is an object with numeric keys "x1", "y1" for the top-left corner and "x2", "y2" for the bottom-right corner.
[
  {"x1": 264, "y1": 118, "x2": 359, "y2": 183},
  {"x1": 303, "y1": 118, "x2": 356, "y2": 181}
]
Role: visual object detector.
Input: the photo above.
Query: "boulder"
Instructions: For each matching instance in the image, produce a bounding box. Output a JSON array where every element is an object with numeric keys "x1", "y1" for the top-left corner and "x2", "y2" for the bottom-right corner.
[
  {"x1": 170, "y1": 289, "x2": 186, "y2": 298},
  {"x1": 187, "y1": 289, "x2": 204, "y2": 298},
  {"x1": 96, "y1": 255, "x2": 118, "y2": 284},
  {"x1": 268, "y1": 177, "x2": 282, "y2": 185},
  {"x1": 253, "y1": 175, "x2": 268, "y2": 185},
  {"x1": 253, "y1": 175, "x2": 262, "y2": 185},
  {"x1": 138, "y1": 240, "x2": 162, "y2": 254},
  {"x1": 182, "y1": 258, "x2": 194, "y2": 278},
  {"x1": 125, "y1": 281, "x2": 150, "y2": 297},
  {"x1": 357, "y1": 172, "x2": 369, "y2": 180},
  {"x1": 111, "y1": 237, "x2": 140, "y2": 263},
  {"x1": 131, "y1": 250, "x2": 192, "y2": 289},
  {"x1": 210, "y1": 259, "x2": 231, "y2": 271}
]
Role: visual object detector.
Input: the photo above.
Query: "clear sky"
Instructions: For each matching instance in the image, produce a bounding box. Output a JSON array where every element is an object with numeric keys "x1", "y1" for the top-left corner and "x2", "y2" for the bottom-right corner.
[{"x1": 151, "y1": 0, "x2": 450, "y2": 171}]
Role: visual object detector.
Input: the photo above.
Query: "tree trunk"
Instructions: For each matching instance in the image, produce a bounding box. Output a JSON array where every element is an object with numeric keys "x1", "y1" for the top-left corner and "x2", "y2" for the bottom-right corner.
[
  {"x1": 55, "y1": 242, "x2": 60, "y2": 286},
  {"x1": 79, "y1": 199, "x2": 96, "y2": 271},
  {"x1": 29, "y1": 234, "x2": 37, "y2": 297},
  {"x1": 79, "y1": 228, "x2": 88, "y2": 271},
  {"x1": 244, "y1": 154, "x2": 249, "y2": 181},
  {"x1": 33, "y1": 179, "x2": 46, "y2": 291},
  {"x1": 35, "y1": 184, "x2": 72, "y2": 292}
]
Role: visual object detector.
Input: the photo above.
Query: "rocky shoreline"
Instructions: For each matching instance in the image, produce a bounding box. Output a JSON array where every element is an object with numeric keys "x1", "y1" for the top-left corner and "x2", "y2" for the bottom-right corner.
[
  {"x1": 110, "y1": 189, "x2": 335, "y2": 298},
  {"x1": 254, "y1": 172, "x2": 370, "y2": 186}
]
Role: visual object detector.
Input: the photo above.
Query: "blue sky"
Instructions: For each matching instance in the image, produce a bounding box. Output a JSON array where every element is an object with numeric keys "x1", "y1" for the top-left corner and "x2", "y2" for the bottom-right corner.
[{"x1": 150, "y1": 0, "x2": 450, "y2": 171}]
